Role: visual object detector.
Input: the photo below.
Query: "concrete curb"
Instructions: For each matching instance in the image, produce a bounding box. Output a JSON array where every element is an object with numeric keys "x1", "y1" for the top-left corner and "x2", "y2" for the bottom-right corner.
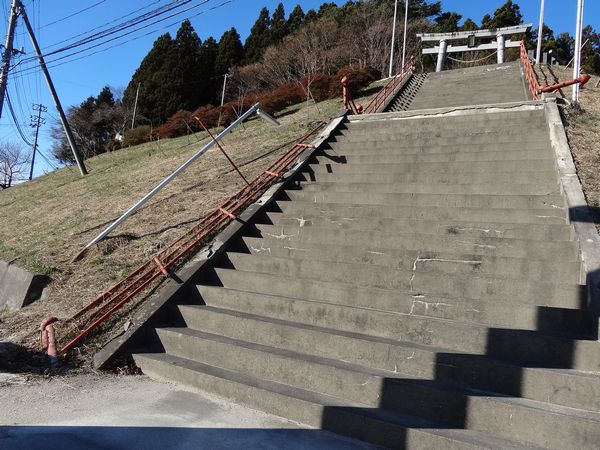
[
  {"x1": 544, "y1": 97, "x2": 600, "y2": 310},
  {"x1": 93, "y1": 112, "x2": 349, "y2": 369}
]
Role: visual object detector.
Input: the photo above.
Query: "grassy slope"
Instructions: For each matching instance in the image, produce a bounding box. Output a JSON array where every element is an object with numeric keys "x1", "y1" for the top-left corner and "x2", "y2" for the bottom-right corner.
[
  {"x1": 0, "y1": 96, "x2": 356, "y2": 345},
  {"x1": 536, "y1": 65, "x2": 600, "y2": 230}
]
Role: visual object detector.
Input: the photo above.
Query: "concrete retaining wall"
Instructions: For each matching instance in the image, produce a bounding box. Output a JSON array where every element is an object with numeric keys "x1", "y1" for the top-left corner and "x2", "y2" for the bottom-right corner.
[{"x1": 0, "y1": 260, "x2": 49, "y2": 311}]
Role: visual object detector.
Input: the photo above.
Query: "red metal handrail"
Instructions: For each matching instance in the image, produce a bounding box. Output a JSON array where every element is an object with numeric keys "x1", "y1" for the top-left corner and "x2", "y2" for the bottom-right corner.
[
  {"x1": 364, "y1": 55, "x2": 416, "y2": 114},
  {"x1": 520, "y1": 41, "x2": 541, "y2": 101},
  {"x1": 60, "y1": 123, "x2": 325, "y2": 353}
]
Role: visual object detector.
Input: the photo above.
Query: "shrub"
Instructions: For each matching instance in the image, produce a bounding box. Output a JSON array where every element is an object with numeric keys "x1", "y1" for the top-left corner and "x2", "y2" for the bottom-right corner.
[
  {"x1": 259, "y1": 83, "x2": 303, "y2": 114},
  {"x1": 124, "y1": 125, "x2": 152, "y2": 147},
  {"x1": 301, "y1": 73, "x2": 337, "y2": 102},
  {"x1": 156, "y1": 110, "x2": 198, "y2": 139},
  {"x1": 334, "y1": 66, "x2": 381, "y2": 97}
]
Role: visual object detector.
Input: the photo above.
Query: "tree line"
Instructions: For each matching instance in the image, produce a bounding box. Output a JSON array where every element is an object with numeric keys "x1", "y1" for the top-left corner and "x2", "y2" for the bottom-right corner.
[{"x1": 49, "y1": 0, "x2": 600, "y2": 166}]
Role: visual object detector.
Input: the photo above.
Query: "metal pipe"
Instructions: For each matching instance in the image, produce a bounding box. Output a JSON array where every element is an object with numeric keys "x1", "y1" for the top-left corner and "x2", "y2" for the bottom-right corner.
[
  {"x1": 401, "y1": 0, "x2": 409, "y2": 75},
  {"x1": 536, "y1": 0, "x2": 545, "y2": 64},
  {"x1": 76, "y1": 103, "x2": 263, "y2": 258},
  {"x1": 388, "y1": 0, "x2": 399, "y2": 78},
  {"x1": 573, "y1": 0, "x2": 585, "y2": 102}
]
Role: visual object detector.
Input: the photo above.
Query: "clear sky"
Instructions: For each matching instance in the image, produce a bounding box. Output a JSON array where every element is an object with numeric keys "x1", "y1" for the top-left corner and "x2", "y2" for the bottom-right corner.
[{"x1": 0, "y1": 0, "x2": 598, "y2": 178}]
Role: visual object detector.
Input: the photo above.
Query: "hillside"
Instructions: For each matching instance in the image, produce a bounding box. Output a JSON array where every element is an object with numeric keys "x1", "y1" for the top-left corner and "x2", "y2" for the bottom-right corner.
[{"x1": 0, "y1": 94, "x2": 369, "y2": 351}]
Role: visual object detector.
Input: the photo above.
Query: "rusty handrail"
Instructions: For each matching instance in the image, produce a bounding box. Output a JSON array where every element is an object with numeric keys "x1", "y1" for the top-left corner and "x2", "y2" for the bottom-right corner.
[
  {"x1": 364, "y1": 54, "x2": 416, "y2": 114},
  {"x1": 520, "y1": 41, "x2": 541, "y2": 101},
  {"x1": 59, "y1": 122, "x2": 326, "y2": 354}
]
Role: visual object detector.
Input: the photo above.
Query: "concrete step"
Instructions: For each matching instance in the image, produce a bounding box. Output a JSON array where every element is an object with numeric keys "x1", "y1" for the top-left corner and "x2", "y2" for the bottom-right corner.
[
  {"x1": 133, "y1": 352, "x2": 539, "y2": 449},
  {"x1": 330, "y1": 134, "x2": 549, "y2": 148},
  {"x1": 284, "y1": 190, "x2": 564, "y2": 211},
  {"x1": 326, "y1": 141, "x2": 553, "y2": 155},
  {"x1": 154, "y1": 327, "x2": 600, "y2": 449},
  {"x1": 218, "y1": 254, "x2": 584, "y2": 308},
  {"x1": 274, "y1": 200, "x2": 567, "y2": 225},
  {"x1": 176, "y1": 306, "x2": 600, "y2": 413},
  {"x1": 298, "y1": 169, "x2": 559, "y2": 186},
  {"x1": 199, "y1": 279, "x2": 594, "y2": 337},
  {"x1": 299, "y1": 179, "x2": 560, "y2": 196},
  {"x1": 180, "y1": 304, "x2": 600, "y2": 375},
  {"x1": 305, "y1": 159, "x2": 557, "y2": 175},
  {"x1": 316, "y1": 148, "x2": 555, "y2": 165},
  {"x1": 261, "y1": 212, "x2": 574, "y2": 241},
  {"x1": 345, "y1": 113, "x2": 544, "y2": 131},
  {"x1": 251, "y1": 223, "x2": 578, "y2": 260},
  {"x1": 239, "y1": 236, "x2": 580, "y2": 283},
  {"x1": 336, "y1": 126, "x2": 547, "y2": 142},
  {"x1": 212, "y1": 265, "x2": 585, "y2": 312}
]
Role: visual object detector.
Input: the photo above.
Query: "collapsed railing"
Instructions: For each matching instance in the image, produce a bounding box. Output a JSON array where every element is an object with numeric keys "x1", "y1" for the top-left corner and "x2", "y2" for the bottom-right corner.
[
  {"x1": 363, "y1": 55, "x2": 416, "y2": 114},
  {"x1": 60, "y1": 112, "x2": 325, "y2": 354}
]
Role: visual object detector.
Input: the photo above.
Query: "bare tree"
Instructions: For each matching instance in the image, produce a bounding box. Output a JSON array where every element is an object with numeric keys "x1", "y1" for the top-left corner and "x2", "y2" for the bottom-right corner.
[{"x1": 0, "y1": 141, "x2": 29, "y2": 188}]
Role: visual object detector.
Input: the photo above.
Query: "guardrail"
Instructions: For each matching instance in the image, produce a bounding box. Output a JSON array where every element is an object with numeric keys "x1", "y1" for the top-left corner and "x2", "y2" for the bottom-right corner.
[
  {"x1": 59, "y1": 121, "x2": 325, "y2": 354},
  {"x1": 364, "y1": 55, "x2": 416, "y2": 114}
]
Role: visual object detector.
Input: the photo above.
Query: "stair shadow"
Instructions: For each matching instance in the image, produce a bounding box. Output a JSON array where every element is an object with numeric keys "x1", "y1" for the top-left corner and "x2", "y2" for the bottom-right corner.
[{"x1": 317, "y1": 267, "x2": 598, "y2": 448}]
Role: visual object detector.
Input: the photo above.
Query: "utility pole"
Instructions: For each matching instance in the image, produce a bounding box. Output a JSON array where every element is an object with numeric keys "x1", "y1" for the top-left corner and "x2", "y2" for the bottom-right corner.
[
  {"x1": 573, "y1": 0, "x2": 585, "y2": 102},
  {"x1": 17, "y1": 1, "x2": 87, "y2": 175},
  {"x1": 535, "y1": 0, "x2": 545, "y2": 64},
  {"x1": 401, "y1": 0, "x2": 409, "y2": 75},
  {"x1": 0, "y1": 0, "x2": 19, "y2": 120},
  {"x1": 388, "y1": 0, "x2": 399, "y2": 78},
  {"x1": 131, "y1": 82, "x2": 140, "y2": 129},
  {"x1": 217, "y1": 73, "x2": 228, "y2": 129},
  {"x1": 29, "y1": 103, "x2": 46, "y2": 180}
]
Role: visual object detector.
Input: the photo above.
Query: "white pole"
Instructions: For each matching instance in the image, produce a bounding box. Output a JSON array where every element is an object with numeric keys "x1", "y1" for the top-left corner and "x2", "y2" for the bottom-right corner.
[
  {"x1": 573, "y1": 0, "x2": 584, "y2": 102},
  {"x1": 535, "y1": 0, "x2": 545, "y2": 64},
  {"x1": 217, "y1": 74, "x2": 228, "y2": 128},
  {"x1": 401, "y1": 0, "x2": 409, "y2": 75},
  {"x1": 388, "y1": 0, "x2": 399, "y2": 78}
]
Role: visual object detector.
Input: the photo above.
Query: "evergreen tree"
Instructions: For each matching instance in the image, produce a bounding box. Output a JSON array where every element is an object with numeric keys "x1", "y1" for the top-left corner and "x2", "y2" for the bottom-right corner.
[
  {"x1": 198, "y1": 37, "x2": 219, "y2": 104},
  {"x1": 124, "y1": 33, "x2": 175, "y2": 124},
  {"x1": 270, "y1": 3, "x2": 288, "y2": 44},
  {"x1": 244, "y1": 8, "x2": 271, "y2": 64},
  {"x1": 481, "y1": 0, "x2": 523, "y2": 29},
  {"x1": 459, "y1": 18, "x2": 478, "y2": 32},
  {"x1": 287, "y1": 5, "x2": 305, "y2": 33},
  {"x1": 304, "y1": 9, "x2": 318, "y2": 23},
  {"x1": 216, "y1": 27, "x2": 244, "y2": 74},
  {"x1": 581, "y1": 25, "x2": 600, "y2": 75},
  {"x1": 168, "y1": 20, "x2": 204, "y2": 113},
  {"x1": 435, "y1": 12, "x2": 462, "y2": 33}
]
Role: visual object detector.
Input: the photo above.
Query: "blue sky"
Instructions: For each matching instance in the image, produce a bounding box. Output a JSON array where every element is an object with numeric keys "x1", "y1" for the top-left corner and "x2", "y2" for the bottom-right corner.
[{"x1": 0, "y1": 0, "x2": 598, "y2": 178}]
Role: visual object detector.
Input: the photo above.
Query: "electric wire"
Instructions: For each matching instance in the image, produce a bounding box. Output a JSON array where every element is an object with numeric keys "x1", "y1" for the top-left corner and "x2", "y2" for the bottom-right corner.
[
  {"x1": 5, "y1": 92, "x2": 33, "y2": 146},
  {"x1": 10, "y1": 0, "x2": 232, "y2": 80},
  {"x1": 38, "y1": 1, "x2": 107, "y2": 30}
]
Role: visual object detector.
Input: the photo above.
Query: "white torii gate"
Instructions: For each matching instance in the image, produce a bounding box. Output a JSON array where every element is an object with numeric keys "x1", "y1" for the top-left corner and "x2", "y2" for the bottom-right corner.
[{"x1": 417, "y1": 24, "x2": 533, "y2": 72}]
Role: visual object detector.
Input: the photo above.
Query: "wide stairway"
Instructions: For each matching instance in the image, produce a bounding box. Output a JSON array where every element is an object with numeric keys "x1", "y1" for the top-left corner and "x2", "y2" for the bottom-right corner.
[{"x1": 133, "y1": 65, "x2": 600, "y2": 449}]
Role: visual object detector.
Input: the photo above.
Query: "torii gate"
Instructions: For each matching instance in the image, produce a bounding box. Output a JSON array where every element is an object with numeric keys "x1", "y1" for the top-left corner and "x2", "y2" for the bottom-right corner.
[{"x1": 417, "y1": 24, "x2": 533, "y2": 72}]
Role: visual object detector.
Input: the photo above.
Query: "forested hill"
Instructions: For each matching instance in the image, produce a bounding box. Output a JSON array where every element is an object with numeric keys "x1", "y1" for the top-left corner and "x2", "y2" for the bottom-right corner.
[{"x1": 50, "y1": 0, "x2": 600, "y2": 166}]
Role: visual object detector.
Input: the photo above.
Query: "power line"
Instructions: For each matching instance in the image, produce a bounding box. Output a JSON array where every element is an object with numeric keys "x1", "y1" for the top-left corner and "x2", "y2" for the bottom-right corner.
[
  {"x1": 38, "y1": 1, "x2": 107, "y2": 30},
  {"x1": 9, "y1": 0, "x2": 232, "y2": 79},
  {"x1": 8, "y1": 0, "x2": 203, "y2": 75},
  {"x1": 5, "y1": 91, "x2": 33, "y2": 146}
]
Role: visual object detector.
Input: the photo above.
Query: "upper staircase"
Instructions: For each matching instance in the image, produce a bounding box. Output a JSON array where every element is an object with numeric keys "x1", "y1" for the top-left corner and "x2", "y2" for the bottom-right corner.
[{"x1": 132, "y1": 61, "x2": 600, "y2": 449}]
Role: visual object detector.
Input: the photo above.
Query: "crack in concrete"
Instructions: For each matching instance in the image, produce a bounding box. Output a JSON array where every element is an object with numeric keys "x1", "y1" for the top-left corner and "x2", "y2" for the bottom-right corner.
[{"x1": 409, "y1": 299, "x2": 453, "y2": 315}]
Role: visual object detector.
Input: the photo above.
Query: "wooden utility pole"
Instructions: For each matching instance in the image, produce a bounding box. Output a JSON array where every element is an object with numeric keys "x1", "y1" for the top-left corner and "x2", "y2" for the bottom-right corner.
[{"x1": 29, "y1": 103, "x2": 46, "y2": 180}]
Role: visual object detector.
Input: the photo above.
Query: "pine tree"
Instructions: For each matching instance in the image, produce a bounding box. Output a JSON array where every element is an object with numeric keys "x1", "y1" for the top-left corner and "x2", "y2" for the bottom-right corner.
[
  {"x1": 198, "y1": 37, "x2": 219, "y2": 104},
  {"x1": 481, "y1": 0, "x2": 523, "y2": 29},
  {"x1": 216, "y1": 27, "x2": 244, "y2": 74},
  {"x1": 435, "y1": 12, "x2": 462, "y2": 33},
  {"x1": 244, "y1": 8, "x2": 271, "y2": 64},
  {"x1": 287, "y1": 5, "x2": 305, "y2": 33},
  {"x1": 459, "y1": 18, "x2": 478, "y2": 32},
  {"x1": 124, "y1": 33, "x2": 175, "y2": 124},
  {"x1": 270, "y1": 3, "x2": 288, "y2": 44}
]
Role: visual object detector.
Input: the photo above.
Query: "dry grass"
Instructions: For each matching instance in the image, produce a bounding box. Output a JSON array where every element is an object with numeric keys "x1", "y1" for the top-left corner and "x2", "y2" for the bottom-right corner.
[
  {"x1": 537, "y1": 65, "x2": 600, "y2": 232},
  {"x1": 0, "y1": 96, "x2": 355, "y2": 351}
]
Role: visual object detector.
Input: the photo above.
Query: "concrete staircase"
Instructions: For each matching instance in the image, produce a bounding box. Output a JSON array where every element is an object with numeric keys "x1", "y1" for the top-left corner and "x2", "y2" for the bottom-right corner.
[{"x1": 132, "y1": 63, "x2": 600, "y2": 449}]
